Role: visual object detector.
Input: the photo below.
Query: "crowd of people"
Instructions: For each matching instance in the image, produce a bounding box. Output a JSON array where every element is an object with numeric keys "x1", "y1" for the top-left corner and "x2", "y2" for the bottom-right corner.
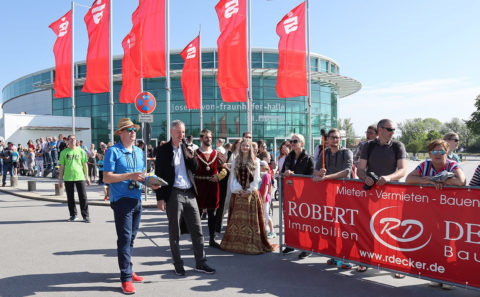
[{"x1": 2, "y1": 116, "x2": 478, "y2": 294}]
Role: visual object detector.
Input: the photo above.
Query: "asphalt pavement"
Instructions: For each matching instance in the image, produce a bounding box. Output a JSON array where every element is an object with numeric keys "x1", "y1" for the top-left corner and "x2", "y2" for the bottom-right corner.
[{"x1": 1, "y1": 159, "x2": 479, "y2": 297}]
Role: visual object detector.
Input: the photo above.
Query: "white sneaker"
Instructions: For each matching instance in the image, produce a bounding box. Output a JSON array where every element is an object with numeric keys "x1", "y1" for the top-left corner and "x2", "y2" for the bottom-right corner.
[{"x1": 267, "y1": 232, "x2": 276, "y2": 239}]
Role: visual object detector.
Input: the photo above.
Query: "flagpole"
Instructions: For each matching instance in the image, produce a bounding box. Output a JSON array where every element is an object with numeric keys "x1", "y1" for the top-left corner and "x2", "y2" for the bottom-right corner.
[
  {"x1": 306, "y1": 0, "x2": 312, "y2": 154},
  {"x1": 109, "y1": 0, "x2": 114, "y2": 144},
  {"x1": 71, "y1": 1, "x2": 76, "y2": 136},
  {"x1": 199, "y1": 25, "x2": 203, "y2": 131},
  {"x1": 165, "y1": 0, "x2": 171, "y2": 140},
  {"x1": 247, "y1": 0, "x2": 252, "y2": 133}
]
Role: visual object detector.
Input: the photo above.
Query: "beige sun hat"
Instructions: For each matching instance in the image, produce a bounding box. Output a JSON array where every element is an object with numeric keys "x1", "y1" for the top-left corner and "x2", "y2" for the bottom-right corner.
[{"x1": 114, "y1": 118, "x2": 140, "y2": 135}]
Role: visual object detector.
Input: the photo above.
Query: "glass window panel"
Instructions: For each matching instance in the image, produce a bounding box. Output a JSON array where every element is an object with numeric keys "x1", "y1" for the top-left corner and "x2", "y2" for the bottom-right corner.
[
  {"x1": 113, "y1": 59, "x2": 122, "y2": 74},
  {"x1": 77, "y1": 96, "x2": 91, "y2": 107},
  {"x1": 76, "y1": 106, "x2": 90, "y2": 117},
  {"x1": 310, "y1": 58, "x2": 318, "y2": 71},
  {"x1": 263, "y1": 53, "x2": 278, "y2": 63},
  {"x1": 92, "y1": 104, "x2": 109, "y2": 117},
  {"x1": 320, "y1": 60, "x2": 328, "y2": 72},
  {"x1": 202, "y1": 76, "x2": 215, "y2": 87},
  {"x1": 78, "y1": 64, "x2": 87, "y2": 78},
  {"x1": 263, "y1": 87, "x2": 277, "y2": 100},
  {"x1": 252, "y1": 52, "x2": 262, "y2": 68},
  {"x1": 203, "y1": 87, "x2": 214, "y2": 99},
  {"x1": 263, "y1": 77, "x2": 276, "y2": 87}
]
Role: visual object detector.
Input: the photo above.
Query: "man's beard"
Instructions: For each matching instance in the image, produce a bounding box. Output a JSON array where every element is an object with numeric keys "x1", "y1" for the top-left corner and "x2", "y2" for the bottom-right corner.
[{"x1": 202, "y1": 141, "x2": 211, "y2": 147}]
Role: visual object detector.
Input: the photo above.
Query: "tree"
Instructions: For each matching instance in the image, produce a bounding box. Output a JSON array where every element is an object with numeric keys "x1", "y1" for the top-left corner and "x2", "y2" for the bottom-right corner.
[
  {"x1": 466, "y1": 95, "x2": 480, "y2": 134},
  {"x1": 337, "y1": 118, "x2": 356, "y2": 148},
  {"x1": 397, "y1": 118, "x2": 441, "y2": 145}
]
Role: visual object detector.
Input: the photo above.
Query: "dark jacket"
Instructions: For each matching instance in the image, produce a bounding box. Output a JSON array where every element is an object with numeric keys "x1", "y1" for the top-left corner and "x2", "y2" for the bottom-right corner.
[
  {"x1": 155, "y1": 140, "x2": 199, "y2": 202},
  {"x1": 281, "y1": 149, "x2": 314, "y2": 176}
]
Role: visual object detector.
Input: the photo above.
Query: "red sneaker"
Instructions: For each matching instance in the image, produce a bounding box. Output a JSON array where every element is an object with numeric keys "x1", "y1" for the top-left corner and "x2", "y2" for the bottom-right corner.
[
  {"x1": 132, "y1": 272, "x2": 144, "y2": 283},
  {"x1": 121, "y1": 281, "x2": 136, "y2": 294}
]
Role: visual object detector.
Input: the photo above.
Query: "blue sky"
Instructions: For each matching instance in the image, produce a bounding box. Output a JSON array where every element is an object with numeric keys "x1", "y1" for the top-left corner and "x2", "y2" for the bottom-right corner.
[{"x1": 1, "y1": 0, "x2": 479, "y2": 135}]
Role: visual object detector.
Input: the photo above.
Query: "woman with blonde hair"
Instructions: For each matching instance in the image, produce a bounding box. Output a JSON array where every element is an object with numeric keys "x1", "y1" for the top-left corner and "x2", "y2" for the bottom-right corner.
[
  {"x1": 443, "y1": 132, "x2": 460, "y2": 162},
  {"x1": 220, "y1": 138, "x2": 272, "y2": 254}
]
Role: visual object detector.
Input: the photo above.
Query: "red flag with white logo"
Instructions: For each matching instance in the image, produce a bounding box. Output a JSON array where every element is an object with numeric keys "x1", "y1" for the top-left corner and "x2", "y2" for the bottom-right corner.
[
  {"x1": 180, "y1": 36, "x2": 200, "y2": 109},
  {"x1": 130, "y1": 0, "x2": 166, "y2": 78},
  {"x1": 276, "y1": 2, "x2": 307, "y2": 98},
  {"x1": 119, "y1": 32, "x2": 141, "y2": 103},
  {"x1": 215, "y1": 0, "x2": 247, "y2": 102},
  {"x1": 49, "y1": 10, "x2": 72, "y2": 98},
  {"x1": 83, "y1": 0, "x2": 110, "y2": 93}
]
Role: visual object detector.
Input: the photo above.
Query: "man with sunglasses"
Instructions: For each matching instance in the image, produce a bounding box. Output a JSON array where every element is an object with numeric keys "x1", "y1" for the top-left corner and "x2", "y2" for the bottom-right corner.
[
  {"x1": 104, "y1": 118, "x2": 159, "y2": 294},
  {"x1": 58, "y1": 135, "x2": 90, "y2": 222},
  {"x1": 356, "y1": 119, "x2": 407, "y2": 274}
]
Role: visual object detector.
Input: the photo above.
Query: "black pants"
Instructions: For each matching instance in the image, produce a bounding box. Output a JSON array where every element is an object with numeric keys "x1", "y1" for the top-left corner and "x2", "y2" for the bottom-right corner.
[
  {"x1": 166, "y1": 188, "x2": 206, "y2": 269},
  {"x1": 64, "y1": 181, "x2": 89, "y2": 218}
]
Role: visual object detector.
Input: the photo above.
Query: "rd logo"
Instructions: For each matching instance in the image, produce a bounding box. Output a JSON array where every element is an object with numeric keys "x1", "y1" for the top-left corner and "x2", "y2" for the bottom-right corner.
[{"x1": 370, "y1": 206, "x2": 431, "y2": 252}]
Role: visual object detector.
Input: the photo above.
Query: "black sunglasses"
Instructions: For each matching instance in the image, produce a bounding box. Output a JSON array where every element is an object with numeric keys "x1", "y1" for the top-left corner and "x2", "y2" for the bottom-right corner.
[
  {"x1": 382, "y1": 127, "x2": 395, "y2": 132},
  {"x1": 449, "y1": 138, "x2": 459, "y2": 142},
  {"x1": 290, "y1": 139, "x2": 299, "y2": 144}
]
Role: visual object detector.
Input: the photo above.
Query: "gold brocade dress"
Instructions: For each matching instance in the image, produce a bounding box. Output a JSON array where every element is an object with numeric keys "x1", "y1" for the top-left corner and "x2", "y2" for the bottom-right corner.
[{"x1": 220, "y1": 163, "x2": 272, "y2": 254}]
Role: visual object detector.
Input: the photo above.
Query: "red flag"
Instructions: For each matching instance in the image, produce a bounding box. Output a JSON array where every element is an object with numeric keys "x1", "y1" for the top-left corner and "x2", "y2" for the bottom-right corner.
[
  {"x1": 49, "y1": 10, "x2": 72, "y2": 98},
  {"x1": 180, "y1": 36, "x2": 200, "y2": 109},
  {"x1": 215, "y1": 0, "x2": 248, "y2": 102},
  {"x1": 83, "y1": 0, "x2": 110, "y2": 93},
  {"x1": 131, "y1": 0, "x2": 166, "y2": 78},
  {"x1": 276, "y1": 2, "x2": 307, "y2": 98},
  {"x1": 119, "y1": 32, "x2": 141, "y2": 103}
]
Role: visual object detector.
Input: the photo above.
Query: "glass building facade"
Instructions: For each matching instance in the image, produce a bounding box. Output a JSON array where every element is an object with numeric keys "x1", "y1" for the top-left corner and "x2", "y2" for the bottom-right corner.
[{"x1": 2, "y1": 49, "x2": 361, "y2": 151}]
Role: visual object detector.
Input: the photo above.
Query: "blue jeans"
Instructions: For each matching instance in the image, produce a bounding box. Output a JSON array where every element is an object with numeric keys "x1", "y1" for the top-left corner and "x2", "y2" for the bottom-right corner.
[
  {"x1": 2, "y1": 162, "x2": 13, "y2": 185},
  {"x1": 51, "y1": 151, "x2": 57, "y2": 177},
  {"x1": 44, "y1": 152, "x2": 52, "y2": 170},
  {"x1": 111, "y1": 198, "x2": 142, "y2": 282}
]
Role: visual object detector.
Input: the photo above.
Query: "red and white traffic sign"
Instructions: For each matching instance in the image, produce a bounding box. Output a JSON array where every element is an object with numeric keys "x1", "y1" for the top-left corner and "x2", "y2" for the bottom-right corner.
[{"x1": 135, "y1": 92, "x2": 156, "y2": 114}]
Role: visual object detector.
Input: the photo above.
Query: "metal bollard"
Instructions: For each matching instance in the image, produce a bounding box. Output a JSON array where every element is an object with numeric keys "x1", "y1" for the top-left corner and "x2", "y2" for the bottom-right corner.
[
  {"x1": 11, "y1": 175, "x2": 18, "y2": 187},
  {"x1": 27, "y1": 180, "x2": 36, "y2": 191},
  {"x1": 54, "y1": 183, "x2": 62, "y2": 196}
]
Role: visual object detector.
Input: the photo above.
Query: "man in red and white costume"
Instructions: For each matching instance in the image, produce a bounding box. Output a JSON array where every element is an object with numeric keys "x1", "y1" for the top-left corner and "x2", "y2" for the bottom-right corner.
[{"x1": 194, "y1": 129, "x2": 227, "y2": 248}]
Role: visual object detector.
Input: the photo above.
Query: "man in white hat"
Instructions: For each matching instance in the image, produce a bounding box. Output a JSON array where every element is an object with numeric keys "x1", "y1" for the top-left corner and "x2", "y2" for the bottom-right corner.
[{"x1": 104, "y1": 118, "x2": 160, "y2": 294}]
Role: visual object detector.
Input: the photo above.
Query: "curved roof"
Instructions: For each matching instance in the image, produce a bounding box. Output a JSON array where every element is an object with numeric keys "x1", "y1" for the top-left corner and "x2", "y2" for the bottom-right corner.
[{"x1": 2, "y1": 48, "x2": 361, "y2": 104}]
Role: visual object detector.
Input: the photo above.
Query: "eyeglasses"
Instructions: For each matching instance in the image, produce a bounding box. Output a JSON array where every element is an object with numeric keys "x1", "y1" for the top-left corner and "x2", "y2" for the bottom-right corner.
[
  {"x1": 430, "y1": 150, "x2": 446, "y2": 155},
  {"x1": 449, "y1": 139, "x2": 459, "y2": 142},
  {"x1": 365, "y1": 131, "x2": 376, "y2": 134},
  {"x1": 329, "y1": 136, "x2": 340, "y2": 140},
  {"x1": 124, "y1": 127, "x2": 137, "y2": 133},
  {"x1": 290, "y1": 139, "x2": 299, "y2": 144},
  {"x1": 381, "y1": 127, "x2": 395, "y2": 132}
]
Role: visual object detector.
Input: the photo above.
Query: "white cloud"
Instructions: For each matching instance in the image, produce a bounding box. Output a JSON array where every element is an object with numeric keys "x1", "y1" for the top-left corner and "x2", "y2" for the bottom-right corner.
[{"x1": 339, "y1": 78, "x2": 480, "y2": 136}]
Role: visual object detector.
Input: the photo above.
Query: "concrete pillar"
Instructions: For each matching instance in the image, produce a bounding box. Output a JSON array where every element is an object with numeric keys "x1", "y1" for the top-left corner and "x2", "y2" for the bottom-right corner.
[
  {"x1": 11, "y1": 175, "x2": 18, "y2": 187},
  {"x1": 27, "y1": 180, "x2": 36, "y2": 191},
  {"x1": 54, "y1": 184, "x2": 62, "y2": 196}
]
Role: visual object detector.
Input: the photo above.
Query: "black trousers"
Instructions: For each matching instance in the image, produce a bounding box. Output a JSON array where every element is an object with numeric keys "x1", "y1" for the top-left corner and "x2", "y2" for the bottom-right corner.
[
  {"x1": 64, "y1": 181, "x2": 89, "y2": 218},
  {"x1": 166, "y1": 188, "x2": 206, "y2": 268}
]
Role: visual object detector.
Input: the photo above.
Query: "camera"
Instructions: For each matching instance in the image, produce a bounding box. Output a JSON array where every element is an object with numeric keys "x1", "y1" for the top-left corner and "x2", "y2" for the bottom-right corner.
[
  {"x1": 128, "y1": 180, "x2": 141, "y2": 190},
  {"x1": 363, "y1": 171, "x2": 379, "y2": 190}
]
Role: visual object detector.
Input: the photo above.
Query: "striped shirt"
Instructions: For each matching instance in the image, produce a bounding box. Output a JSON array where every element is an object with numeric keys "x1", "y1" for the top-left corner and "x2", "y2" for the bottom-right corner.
[
  {"x1": 469, "y1": 164, "x2": 480, "y2": 187},
  {"x1": 415, "y1": 159, "x2": 459, "y2": 177}
]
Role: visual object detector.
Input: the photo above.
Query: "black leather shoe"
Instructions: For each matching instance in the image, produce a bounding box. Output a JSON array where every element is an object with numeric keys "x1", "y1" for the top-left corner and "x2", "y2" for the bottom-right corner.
[
  {"x1": 298, "y1": 251, "x2": 312, "y2": 259},
  {"x1": 195, "y1": 263, "x2": 215, "y2": 274},
  {"x1": 174, "y1": 266, "x2": 186, "y2": 276},
  {"x1": 209, "y1": 240, "x2": 221, "y2": 249},
  {"x1": 282, "y1": 247, "x2": 295, "y2": 255}
]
